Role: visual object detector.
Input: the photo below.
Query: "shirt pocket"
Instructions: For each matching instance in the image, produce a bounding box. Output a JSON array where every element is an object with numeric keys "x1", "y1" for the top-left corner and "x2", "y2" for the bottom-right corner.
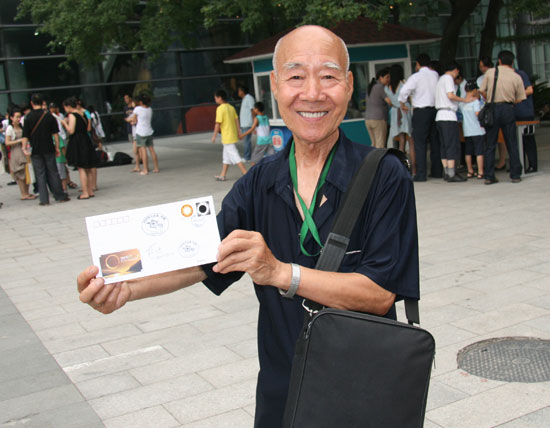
[{"x1": 339, "y1": 249, "x2": 362, "y2": 273}]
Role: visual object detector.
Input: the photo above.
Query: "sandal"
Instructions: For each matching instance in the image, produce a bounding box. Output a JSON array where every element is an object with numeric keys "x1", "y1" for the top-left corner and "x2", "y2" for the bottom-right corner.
[
  {"x1": 77, "y1": 195, "x2": 90, "y2": 200},
  {"x1": 467, "y1": 172, "x2": 475, "y2": 178},
  {"x1": 68, "y1": 181, "x2": 78, "y2": 189},
  {"x1": 214, "y1": 175, "x2": 226, "y2": 181},
  {"x1": 21, "y1": 194, "x2": 37, "y2": 200},
  {"x1": 477, "y1": 174, "x2": 484, "y2": 180}
]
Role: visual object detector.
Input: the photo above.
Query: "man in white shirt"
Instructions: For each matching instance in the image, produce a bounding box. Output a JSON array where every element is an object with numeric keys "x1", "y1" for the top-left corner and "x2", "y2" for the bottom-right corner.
[
  {"x1": 435, "y1": 61, "x2": 473, "y2": 182},
  {"x1": 238, "y1": 86, "x2": 255, "y2": 162},
  {"x1": 399, "y1": 53, "x2": 441, "y2": 182}
]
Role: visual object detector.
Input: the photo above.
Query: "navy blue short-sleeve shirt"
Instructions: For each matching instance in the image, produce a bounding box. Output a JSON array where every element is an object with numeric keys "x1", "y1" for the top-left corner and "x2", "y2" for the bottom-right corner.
[{"x1": 202, "y1": 129, "x2": 419, "y2": 428}]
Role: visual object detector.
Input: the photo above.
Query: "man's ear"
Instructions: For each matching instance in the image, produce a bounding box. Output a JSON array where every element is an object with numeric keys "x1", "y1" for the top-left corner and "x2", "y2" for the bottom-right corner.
[
  {"x1": 270, "y1": 71, "x2": 277, "y2": 101},
  {"x1": 346, "y1": 70, "x2": 354, "y2": 98}
]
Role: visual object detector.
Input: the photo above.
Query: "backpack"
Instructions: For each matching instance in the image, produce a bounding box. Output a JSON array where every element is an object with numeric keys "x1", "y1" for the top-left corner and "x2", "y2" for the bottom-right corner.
[{"x1": 113, "y1": 152, "x2": 132, "y2": 166}]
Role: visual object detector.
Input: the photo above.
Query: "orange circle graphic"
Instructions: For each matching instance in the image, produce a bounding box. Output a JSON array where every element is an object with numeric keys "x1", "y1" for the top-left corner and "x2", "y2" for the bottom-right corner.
[{"x1": 181, "y1": 204, "x2": 193, "y2": 217}]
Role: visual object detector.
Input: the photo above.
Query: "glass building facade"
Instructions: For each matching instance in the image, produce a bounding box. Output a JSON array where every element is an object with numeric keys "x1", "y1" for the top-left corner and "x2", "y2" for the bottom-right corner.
[{"x1": 0, "y1": 0, "x2": 255, "y2": 140}]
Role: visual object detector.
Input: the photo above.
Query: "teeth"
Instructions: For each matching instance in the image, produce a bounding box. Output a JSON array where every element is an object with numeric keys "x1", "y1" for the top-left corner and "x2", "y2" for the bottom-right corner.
[{"x1": 299, "y1": 112, "x2": 327, "y2": 118}]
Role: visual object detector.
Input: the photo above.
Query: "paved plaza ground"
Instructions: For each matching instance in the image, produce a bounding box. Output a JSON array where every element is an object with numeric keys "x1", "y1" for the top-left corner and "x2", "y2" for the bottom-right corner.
[{"x1": 1, "y1": 126, "x2": 550, "y2": 427}]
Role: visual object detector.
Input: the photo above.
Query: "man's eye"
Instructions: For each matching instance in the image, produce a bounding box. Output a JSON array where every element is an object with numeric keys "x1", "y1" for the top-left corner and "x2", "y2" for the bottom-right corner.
[{"x1": 290, "y1": 75, "x2": 302, "y2": 80}]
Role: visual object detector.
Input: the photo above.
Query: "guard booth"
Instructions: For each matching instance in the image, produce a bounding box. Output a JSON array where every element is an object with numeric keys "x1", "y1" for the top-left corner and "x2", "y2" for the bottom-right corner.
[{"x1": 225, "y1": 17, "x2": 440, "y2": 148}]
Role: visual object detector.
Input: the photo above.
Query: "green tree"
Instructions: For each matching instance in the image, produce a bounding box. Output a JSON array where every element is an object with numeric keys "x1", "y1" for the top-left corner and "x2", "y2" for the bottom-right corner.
[{"x1": 17, "y1": 0, "x2": 204, "y2": 66}]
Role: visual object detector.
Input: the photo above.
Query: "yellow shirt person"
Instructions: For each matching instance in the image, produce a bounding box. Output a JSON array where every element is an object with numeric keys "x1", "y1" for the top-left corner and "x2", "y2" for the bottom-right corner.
[{"x1": 211, "y1": 90, "x2": 247, "y2": 180}]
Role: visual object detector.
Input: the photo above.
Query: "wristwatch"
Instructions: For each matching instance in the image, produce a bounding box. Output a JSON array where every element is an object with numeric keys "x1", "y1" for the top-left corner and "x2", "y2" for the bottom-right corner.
[{"x1": 279, "y1": 263, "x2": 300, "y2": 299}]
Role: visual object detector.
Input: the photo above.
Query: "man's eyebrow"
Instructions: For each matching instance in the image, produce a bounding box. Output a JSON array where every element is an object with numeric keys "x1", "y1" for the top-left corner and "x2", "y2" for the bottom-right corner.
[
  {"x1": 282, "y1": 62, "x2": 304, "y2": 70},
  {"x1": 323, "y1": 62, "x2": 342, "y2": 71}
]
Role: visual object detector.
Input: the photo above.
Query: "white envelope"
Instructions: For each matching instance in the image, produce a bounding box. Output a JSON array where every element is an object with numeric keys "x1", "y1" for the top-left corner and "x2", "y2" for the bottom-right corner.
[{"x1": 86, "y1": 196, "x2": 221, "y2": 284}]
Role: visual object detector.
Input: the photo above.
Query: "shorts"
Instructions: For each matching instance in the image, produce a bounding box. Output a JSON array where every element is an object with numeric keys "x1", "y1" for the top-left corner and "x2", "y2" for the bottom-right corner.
[
  {"x1": 56, "y1": 162, "x2": 67, "y2": 180},
  {"x1": 136, "y1": 134, "x2": 154, "y2": 147},
  {"x1": 436, "y1": 121, "x2": 460, "y2": 160},
  {"x1": 251, "y1": 144, "x2": 275, "y2": 164},
  {"x1": 222, "y1": 143, "x2": 243, "y2": 165},
  {"x1": 465, "y1": 135, "x2": 485, "y2": 156}
]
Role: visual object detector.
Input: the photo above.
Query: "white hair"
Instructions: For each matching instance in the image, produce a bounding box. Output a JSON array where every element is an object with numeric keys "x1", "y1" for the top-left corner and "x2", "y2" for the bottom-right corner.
[{"x1": 272, "y1": 28, "x2": 350, "y2": 79}]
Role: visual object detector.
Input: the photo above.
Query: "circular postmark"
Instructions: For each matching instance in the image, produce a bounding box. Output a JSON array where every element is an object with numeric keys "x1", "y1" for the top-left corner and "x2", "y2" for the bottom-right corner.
[
  {"x1": 178, "y1": 240, "x2": 199, "y2": 258},
  {"x1": 142, "y1": 213, "x2": 169, "y2": 236}
]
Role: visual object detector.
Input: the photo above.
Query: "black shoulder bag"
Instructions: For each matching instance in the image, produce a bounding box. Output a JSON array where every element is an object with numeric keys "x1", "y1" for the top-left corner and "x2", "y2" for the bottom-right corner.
[
  {"x1": 283, "y1": 148, "x2": 435, "y2": 428},
  {"x1": 478, "y1": 66, "x2": 499, "y2": 128}
]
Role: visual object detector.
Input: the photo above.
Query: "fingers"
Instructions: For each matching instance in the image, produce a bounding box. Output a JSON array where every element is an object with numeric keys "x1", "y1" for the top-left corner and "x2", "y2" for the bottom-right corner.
[
  {"x1": 77, "y1": 265, "x2": 99, "y2": 293},
  {"x1": 79, "y1": 276, "x2": 105, "y2": 304}
]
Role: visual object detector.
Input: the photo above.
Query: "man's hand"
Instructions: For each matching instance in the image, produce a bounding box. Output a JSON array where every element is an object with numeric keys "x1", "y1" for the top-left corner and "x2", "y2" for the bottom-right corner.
[
  {"x1": 213, "y1": 230, "x2": 290, "y2": 288},
  {"x1": 77, "y1": 266, "x2": 131, "y2": 314},
  {"x1": 400, "y1": 102, "x2": 409, "y2": 113}
]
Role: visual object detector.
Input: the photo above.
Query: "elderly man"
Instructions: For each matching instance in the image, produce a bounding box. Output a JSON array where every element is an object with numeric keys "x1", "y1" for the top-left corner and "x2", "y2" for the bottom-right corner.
[{"x1": 77, "y1": 26, "x2": 419, "y2": 428}]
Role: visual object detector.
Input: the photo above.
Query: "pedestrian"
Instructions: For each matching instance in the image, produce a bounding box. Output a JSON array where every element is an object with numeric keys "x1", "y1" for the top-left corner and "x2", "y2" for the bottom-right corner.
[
  {"x1": 435, "y1": 61, "x2": 473, "y2": 182},
  {"x1": 238, "y1": 85, "x2": 255, "y2": 162},
  {"x1": 399, "y1": 53, "x2": 442, "y2": 181},
  {"x1": 364, "y1": 67, "x2": 391, "y2": 148},
  {"x1": 21, "y1": 93, "x2": 69, "y2": 206},
  {"x1": 77, "y1": 25, "x2": 419, "y2": 428},
  {"x1": 127, "y1": 94, "x2": 159, "y2": 175},
  {"x1": 385, "y1": 64, "x2": 416, "y2": 174},
  {"x1": 50, "y1": 102, "x2": 77, "y2": 190},
  {"x1": 514, "y1": 68, "x2": 537, "y2": 173},
  {"x1": 88, "y1": 105, "x2": 106, "y2": 150},
  {"x1": 239, "y1": 101, "x2": 274, "y2": 166},
  {"x1": 458, "y1": 80, "x2": 485, "y2": 179},
  {"x1": 124, "y1": 94, "x2": 141, "y2": 172},
  {"x1": 5, "y1": 108, "x2": 36, "y2": 200},
  {"x1": 479, "y1": 50, "x2": 526, "y2": 184},
  {"x1": 211, "y1": 89, "x2": 247, "y2": 180},
  {"x1": 63, "y1": 96, "x2": 96, "y2": 199}
]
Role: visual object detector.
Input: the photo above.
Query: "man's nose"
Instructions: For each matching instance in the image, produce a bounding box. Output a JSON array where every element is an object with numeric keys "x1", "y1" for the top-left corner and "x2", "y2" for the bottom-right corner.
[{"x1": 301, "y1": 77, "x2": 325, "y2": 101}]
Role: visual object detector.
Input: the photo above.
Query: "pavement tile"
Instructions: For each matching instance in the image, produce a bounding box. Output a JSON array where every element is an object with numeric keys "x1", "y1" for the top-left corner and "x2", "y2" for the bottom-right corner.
[
  {"x1": 0, "y1": 368, "x2": 71, "y2": 401},
  {"x1": 164, "y1": 379, "x2": 256, "y2": 425},
  {"x1": 104, "y1": 405, "x2": 179, "y2": 428},
  {"x1": 54, "y1": 345, "x2": 111, "y2": 368},
  {"x1": 450, "y1": 303, "x2": 549, "y2": 335},
  {"x1": 495, "y1": 406, "x2": 550, "y2": 427},
  {"x1": 426, "y1": 379, "x2": 470, "y2": 412},
  {"x1": 76, "y1": 372, "x2": 141, "y2": 400},
  {"x1": 427, "y1": 382, "x2": 550, "y2": 428},
  {"x1": 198, "y1": 357, "x2": 259, "y2": 388},
  {"x1": 0, "y1": 384, "x2": 85, "y2": 425},
  {"x1": 179, "y1": 408, "x2": 254, "y2": 427},
  {"x1": 64, "y1": 345, "x2": 173, "y2": 383},
  {"x1": 131, "y1": 346, "x2": 241, "y2": 385},
  {"x1": 44, "y1": 323, "x2": 143, "y2": 354},
  {"x1": 432, "y1": 369, "x2": 506, "y2": 396},
  {"x1": 89, "y1": 373, "x2": 213, "y2": 420}
]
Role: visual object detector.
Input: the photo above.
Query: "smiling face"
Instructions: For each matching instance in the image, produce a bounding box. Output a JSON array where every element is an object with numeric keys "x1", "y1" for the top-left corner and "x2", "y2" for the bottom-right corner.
[{"x1": 270, "y1": 26, "x2": 353, "y2": 148}]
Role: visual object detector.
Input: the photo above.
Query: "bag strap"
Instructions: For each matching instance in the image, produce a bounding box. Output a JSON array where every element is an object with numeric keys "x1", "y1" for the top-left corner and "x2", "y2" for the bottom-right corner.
[
  {"x1": 30, "y1": 110, "x2": 47, "y2": 138},
  {"x1": 489, "y1": 66, "x2": 499, "y2": 103},
  {"x1": 302, "y1": 148, "x2": 420, "y2": 325}
]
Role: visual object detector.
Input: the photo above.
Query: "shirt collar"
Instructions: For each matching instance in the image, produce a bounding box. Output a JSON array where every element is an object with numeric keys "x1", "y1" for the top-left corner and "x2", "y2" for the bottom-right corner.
[{"x1": 270, "y1": 128, "x2": 354, "y2": 195}]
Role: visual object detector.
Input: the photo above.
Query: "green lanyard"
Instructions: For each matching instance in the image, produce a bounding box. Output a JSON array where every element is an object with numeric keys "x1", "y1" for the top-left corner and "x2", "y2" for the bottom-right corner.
[{"x1": 289, "y1": 140, "x2": 337, "y2": 257}]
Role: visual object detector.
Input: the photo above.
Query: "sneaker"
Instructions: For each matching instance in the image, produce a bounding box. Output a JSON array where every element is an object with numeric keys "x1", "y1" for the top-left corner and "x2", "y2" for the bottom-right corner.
[
  {"x1": 447, "y1": 173, "x2": 467, "y2": 182},
  {"x1": 7, "y1": 181, "x2": 16, "y2": 186},
  {"x1": 511, "y1": 178, "x2": 522, "y2": 183},
  {"x1": 484, "y1": 177, "x2": 499, "y2": 185}
]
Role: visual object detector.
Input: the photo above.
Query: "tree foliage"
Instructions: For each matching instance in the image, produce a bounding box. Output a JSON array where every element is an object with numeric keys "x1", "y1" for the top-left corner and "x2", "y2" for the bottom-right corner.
[
  {"x1": 17, "y1": 0, "x2": 204, "y2": 66},
  {"x1": 16, "y1": 0, "x2": 550, "y2": 69}
]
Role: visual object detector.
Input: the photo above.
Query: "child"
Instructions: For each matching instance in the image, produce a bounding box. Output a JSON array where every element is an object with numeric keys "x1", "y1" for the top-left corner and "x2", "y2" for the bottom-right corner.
[
  {"x1": 211, "y1": 90, "x2": 247, "y2": 181},
  {"x1": 459, "y1": 80, "x2": 485, "y2": 179},
  {"x1": 239, "y1": 102, "x2": 274, "y2": 166}
]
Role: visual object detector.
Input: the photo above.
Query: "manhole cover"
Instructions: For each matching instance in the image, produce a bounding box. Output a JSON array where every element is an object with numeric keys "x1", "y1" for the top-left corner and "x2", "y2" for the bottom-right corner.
[{"x1": 457, "y1": 337, "x2": 550, "y2": 383}]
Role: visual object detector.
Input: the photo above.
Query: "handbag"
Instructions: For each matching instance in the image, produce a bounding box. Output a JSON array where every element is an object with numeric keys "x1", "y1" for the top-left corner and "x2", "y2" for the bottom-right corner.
[
  {"x1": 478, "y1": 66, "x2": 499, "y2": 128},
  {"x1": 283, "y1": 148, "x2": 435, "y2": 428}
]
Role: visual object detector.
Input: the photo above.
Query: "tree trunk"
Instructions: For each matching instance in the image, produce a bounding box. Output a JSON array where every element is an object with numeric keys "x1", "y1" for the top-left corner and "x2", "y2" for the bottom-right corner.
[
  {"x1": 478, "y1": 0, "x2": 504, "y2": 62},
  {"x1": 439, "y1": 0, "x2": 481, "y2": 65}
]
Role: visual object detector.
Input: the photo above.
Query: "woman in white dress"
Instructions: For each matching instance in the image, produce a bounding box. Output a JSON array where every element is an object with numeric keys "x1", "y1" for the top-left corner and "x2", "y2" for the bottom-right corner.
[{"x1": 385, "y1": 64, "x2": 416, "y2": 174}]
